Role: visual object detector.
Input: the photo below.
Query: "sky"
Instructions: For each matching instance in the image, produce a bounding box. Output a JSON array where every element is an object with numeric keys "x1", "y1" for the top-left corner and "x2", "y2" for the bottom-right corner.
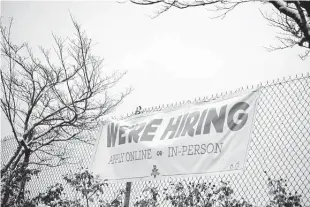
[{"x1": 1, "y1": 0, "x2": 310, "y2": 138}]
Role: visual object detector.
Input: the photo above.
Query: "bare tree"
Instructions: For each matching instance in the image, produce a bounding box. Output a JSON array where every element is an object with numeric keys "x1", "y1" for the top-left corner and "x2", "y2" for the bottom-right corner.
[
  {"x1": 0, "y1": 17, "x2": 131, "y2": 206},
  {"x1": 129, "y1": 0, "x2": 310, "y2": 59}
]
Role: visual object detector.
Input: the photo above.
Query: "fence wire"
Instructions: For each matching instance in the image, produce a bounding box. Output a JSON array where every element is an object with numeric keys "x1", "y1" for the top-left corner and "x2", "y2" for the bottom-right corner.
[{"x1": 1, "y1": 73, "x2": 310, "y2": 206}]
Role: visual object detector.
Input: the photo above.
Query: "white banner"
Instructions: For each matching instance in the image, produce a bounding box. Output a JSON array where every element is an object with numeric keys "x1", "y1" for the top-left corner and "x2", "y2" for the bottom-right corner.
[{"x1": 92, "y1": 91, "x2": 259, "y2": 181}]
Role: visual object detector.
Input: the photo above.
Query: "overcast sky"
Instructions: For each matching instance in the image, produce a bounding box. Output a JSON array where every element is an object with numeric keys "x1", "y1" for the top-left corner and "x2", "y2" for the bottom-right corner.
[{"x1": 1, "y1": 1, "x2": 310, "y2": 138}]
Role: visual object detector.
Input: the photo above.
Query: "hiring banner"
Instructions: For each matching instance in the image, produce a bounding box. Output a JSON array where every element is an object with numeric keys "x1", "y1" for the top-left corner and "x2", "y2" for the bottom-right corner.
[{"x1": 92, "y1": 91, "x2": 259, "y2": 181}]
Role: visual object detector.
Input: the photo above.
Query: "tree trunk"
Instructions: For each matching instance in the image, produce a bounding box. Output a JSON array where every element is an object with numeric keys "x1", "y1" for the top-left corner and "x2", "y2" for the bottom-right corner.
[
  {"x1": 16, "y1": 149, "x2": 31, "y2": 204},
  {"x1": 1, "y1": 181, "x2": 12, "y2": 207},
  {"x1": 1, "y1": 150, "x2": 27, "y2": 207},
  {"x1": 1, "y1": 145, "x2": 22, "y2": 177}
]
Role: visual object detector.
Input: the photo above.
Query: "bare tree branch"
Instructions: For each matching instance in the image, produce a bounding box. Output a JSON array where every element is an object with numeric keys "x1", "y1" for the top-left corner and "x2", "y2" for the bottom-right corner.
[
  {"x1": 1, "y1": 16, "x2": 131, "y2": 205},
  {"x1": 129, "y1": 0, "x2": 310, "y2": 58}
]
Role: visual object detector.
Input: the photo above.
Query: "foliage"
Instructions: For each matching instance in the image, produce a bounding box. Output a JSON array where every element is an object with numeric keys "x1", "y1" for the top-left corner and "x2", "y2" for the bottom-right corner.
[
  {"x1": 1, "y1": 168, "x2": 305, "y2": 207},
  {"x1": 132, "y1": 175, "x2": 304, "y2": 207},
  {"x1": 28, "y1": 183, "x2": 81, "y2": 207},
  {"x1": 63, "y1": 168, "x2": 109, "y2": 207},
  {"x1": 133, "y1": 180, "x2": 252, "y2": 207},
  {"x1": 62, "y1": 168, "x2": 125, "y2": 207},
  {"x1": 265, "y1": 172, "x2": 302, "y2": 207},
  {"x1": 99, "y1": 189, "x2": 126, "y2": 207},
  {"x1": 12, "y1": 168, "x2": 125, "y2": 207},
  {"x1": 163, "y1": 180, "x2": 252, "y2": 207},
  {"x1": 134, "y1": 185, "x2": 159, "y2": 207},
  {"x1": 0, "y1": 165, "x2": 40, "y2": 207}
]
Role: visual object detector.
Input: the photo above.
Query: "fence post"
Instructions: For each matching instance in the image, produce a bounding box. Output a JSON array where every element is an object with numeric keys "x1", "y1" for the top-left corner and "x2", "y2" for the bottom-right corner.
[{"x1": 124, "y1": 182, "x2": 132, "y2": 207}]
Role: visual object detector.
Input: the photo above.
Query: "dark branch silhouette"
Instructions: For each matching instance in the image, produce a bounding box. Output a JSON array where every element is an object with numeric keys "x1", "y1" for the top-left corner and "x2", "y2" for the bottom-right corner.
[{"x1": 129, "y1": 0, "x2": 310, "y2": 59}]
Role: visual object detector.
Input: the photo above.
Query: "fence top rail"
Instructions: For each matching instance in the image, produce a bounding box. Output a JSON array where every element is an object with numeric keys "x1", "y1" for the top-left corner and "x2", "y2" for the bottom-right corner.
[{"x1": 111, "y1": 72, "x2": 310, "y2": 120}]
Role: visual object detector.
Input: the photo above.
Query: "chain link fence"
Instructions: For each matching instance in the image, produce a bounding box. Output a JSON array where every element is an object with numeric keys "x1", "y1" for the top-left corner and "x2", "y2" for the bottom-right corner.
[{"x1": 1, "y1": 73, "x2": 310, "y2": 206}]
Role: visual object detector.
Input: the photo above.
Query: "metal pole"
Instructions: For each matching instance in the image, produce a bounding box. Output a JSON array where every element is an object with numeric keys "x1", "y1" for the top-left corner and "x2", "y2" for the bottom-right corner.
[{"x1": 123, "y1": 182, "x2": 132, "y2": 207}]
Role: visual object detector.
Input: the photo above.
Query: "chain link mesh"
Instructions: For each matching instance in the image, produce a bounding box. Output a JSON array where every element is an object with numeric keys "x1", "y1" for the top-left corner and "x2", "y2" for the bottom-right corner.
[{"x1": 1, "y1": 74, "x2": 310, "y2": 206}]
